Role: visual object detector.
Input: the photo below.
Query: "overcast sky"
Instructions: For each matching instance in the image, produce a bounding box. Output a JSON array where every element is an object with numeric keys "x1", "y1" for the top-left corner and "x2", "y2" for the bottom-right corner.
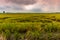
[{"x1": 0, "y1": 0, "x2": 60, "y2": 12}]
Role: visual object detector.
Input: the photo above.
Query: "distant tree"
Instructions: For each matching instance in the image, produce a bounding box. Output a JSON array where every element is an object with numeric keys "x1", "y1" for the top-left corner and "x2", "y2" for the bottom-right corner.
[{"x1": 3, "y1": 11, "x2": 5, "y2": 13}]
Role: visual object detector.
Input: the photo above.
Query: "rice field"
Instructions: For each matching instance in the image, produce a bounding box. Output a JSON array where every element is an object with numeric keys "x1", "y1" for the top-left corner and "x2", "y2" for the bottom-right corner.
[{"x1": 0, "y1": 13, "x2": 60, "y2": 40}]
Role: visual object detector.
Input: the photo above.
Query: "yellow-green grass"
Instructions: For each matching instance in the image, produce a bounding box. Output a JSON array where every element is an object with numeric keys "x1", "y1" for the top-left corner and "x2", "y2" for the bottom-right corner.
[
  {"x1": 0, "y1": 13, "x2": 60, "y2": 23},
  {"x1": 0, "y1": 13, "x2": 60, "y2": 40}
]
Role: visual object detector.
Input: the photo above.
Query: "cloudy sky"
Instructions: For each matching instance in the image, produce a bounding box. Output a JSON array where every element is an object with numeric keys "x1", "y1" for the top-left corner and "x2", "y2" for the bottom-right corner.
[{"x1": 0, "y1": 0, "x2": 60, "y2": 12}]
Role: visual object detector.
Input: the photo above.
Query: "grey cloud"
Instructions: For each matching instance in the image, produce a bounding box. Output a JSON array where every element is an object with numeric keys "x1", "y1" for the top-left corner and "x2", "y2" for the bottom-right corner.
[
  {"x1": 0, "y1": 6, "x2": 7, "y2": 10},
  {"x1": 6, "y1": 0, "x2": 37, "y2": 5},
  {"x1": 12, "y1": 6, "x2": 24, "y2": 10},
  {"x1": 30, "y1": 8, "x2": 42, "y2": 12},
  {"x1": 0, "y1": 5, "x2": 24, "y2": 11}
]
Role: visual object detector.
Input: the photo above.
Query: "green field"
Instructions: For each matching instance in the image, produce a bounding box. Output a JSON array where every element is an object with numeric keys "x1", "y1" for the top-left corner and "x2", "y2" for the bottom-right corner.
[{"x1": 0, "y1": 13, "x2": 60, "y2": 40}]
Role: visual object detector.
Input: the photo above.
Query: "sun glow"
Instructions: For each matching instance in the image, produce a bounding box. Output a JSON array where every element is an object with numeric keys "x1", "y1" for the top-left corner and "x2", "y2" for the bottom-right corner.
[{"x1": 24, "y1": 5, "x2": 35, "y2": 10}]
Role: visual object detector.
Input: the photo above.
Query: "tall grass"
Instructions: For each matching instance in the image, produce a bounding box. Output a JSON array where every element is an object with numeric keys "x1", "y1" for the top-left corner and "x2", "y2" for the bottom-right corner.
[
  {"x1": 0, "y1": 22, "x2": 60, "y2": 40},
  {"x1": 0, "y1": 14, "x2": 60, "y2": 40}
]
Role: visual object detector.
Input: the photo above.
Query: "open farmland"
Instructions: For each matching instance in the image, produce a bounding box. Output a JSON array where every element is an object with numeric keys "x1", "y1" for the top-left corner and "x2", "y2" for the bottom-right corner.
[{"x1": 0, "y1": 13, "x2": 60, "y2": 40}]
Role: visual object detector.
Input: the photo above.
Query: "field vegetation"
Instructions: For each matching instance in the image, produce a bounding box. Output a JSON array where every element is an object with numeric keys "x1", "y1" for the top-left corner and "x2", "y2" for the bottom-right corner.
[{"x1": 0, "y1": 13, "x2": 60, "y2": 40}]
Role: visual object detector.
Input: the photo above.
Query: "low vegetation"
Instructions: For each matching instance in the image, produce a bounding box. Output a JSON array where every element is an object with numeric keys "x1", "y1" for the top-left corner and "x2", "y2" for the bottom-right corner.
[{"x1": 0, "y1": 13, "x2": 60, "y2": 40}]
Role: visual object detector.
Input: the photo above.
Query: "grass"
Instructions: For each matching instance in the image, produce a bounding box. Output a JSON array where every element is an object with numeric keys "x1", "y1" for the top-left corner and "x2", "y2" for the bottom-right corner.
[{"x1": 0, "y1": 13, "x2": 60, "y2": 40}]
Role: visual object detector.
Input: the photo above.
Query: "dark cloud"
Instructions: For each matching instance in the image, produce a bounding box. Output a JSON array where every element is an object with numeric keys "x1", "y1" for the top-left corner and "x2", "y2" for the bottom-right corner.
[{"x1": 6, "y1": 0, "x2": 37, "y2": 5}]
